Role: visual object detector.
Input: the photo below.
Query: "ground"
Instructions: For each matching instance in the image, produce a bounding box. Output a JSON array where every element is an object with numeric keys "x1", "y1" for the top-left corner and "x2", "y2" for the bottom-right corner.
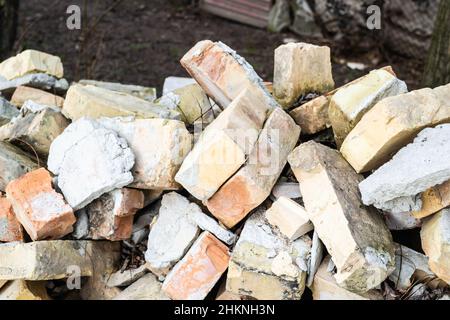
[{"x1": 12, "y1": 0, "x2": 424, "y2": 95}]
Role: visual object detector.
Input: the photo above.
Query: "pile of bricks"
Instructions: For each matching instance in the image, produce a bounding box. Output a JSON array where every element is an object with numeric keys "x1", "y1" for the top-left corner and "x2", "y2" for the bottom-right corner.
[{"x1": 0, "y1": 42, "x2": 448, "y2": 300}]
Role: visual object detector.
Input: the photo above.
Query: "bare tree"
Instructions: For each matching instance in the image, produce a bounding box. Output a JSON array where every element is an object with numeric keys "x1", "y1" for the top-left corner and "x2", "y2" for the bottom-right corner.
[
  {"x1": 0, "y1": 0, "x2": 19, "y2": 59},
  {"x1": 422, "y1": 0, "x2": 450, "y2": 87}
]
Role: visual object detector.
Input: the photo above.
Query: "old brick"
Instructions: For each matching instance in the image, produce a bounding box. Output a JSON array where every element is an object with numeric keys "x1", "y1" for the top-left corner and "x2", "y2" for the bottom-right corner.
[
  {"x1": 341, "y1": 83, "x2": 450, "y2": 173},
  {"x1": 98, "y1": 117, "x2": 192, "y2": 190},
  {"x1": 175, "y1": 86, "x2": 271, "y2": 201},
  {"x1": 78, "y1": 79, "x2": 157, "y2": 102},
  {"x1": 84, "y1": 188, "x2": 144, "y2": 241},
  {"x1": 265, "y1": 196, "x2": 313, "y2": 241},
  {"x1": 0, "y1": 240, "x2": 114, "y2": 280},
  {"x1": 10, "y1": 86, "x2": 64, "y2": 108},
  {"x1": 0, "y1": 101, "x2": 69, "y2": 157},
  {"x1": 289, "y1": 95, "x2": 330, "y2": 134},
  {"x1": 0, "y1": 50, "x2": 63, "y2": 81},
  {"x1": 413, "y1": 180, "x2": 450, "y2": 219},
  {"x1": 273, "y1": 42, "x2": 334, "y2": 108},
  {"x1": 329, "y1": 68, "x2": 407, "y2": 147},
  {"x1": 180, "y1": 40, "x2": 278, "y2": 109},
  {"x1": 421, "y1": 209, "x2": 450, "y2": 284},
  {"x1": 359, "y1": 125, "x2": 450, "y2": 215},
  {"x1": 162, "y1": 231, "x2": 230, "y2": 300},
  {"x1": 288, "y1": 141, "x2": 395, "y2": 293},
  {"x1": 205, "y1": 107, "x2": 300, "y2": 228},
  {"x1": 62, "y1": 84, "x2": 177, "y2": 121},
  {"x1": 5, "y1": 168, "x2": 75, "y2": 240}
]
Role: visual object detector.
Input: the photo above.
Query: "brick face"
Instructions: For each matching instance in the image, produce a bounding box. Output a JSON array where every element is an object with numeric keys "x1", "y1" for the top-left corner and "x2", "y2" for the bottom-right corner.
[{"x1": 5, "y1": 168, "x2": 75, "y2": 240}]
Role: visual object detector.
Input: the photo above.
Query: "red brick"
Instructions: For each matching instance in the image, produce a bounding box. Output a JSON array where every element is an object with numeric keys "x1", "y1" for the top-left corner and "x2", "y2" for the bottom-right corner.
[
  {"x1": 162, "y1": 232, "x2": 230, "y2": 300},
  {"x1": 5, "y1": 168, "x2": 75, "y2": 240}
]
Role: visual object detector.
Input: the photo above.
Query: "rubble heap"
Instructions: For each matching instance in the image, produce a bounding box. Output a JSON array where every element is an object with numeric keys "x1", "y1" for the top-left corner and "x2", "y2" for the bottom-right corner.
[{"x1": 0, "y1": 44, "x2": 449, "y2": 300}]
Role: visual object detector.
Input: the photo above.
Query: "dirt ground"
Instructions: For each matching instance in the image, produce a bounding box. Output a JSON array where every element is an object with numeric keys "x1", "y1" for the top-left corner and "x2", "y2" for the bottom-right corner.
[{"x1": 12, "y1": 0, "x2": 424, "y2": 95}]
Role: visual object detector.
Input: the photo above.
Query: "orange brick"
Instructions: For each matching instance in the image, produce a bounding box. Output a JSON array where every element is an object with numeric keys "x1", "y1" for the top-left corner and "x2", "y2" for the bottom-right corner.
[
  {"x1": 87, "y1": 188, "x2": 144, "y2": 241},
  {"x1": 0, "y1": 196, "x2": 24, "y2": 242},
  {"x1": 162, "y1": 231, "x2": 230, "y2": 300},
  {"x1": 5, "y1": 168, "x2": 75, "y2": 240}
]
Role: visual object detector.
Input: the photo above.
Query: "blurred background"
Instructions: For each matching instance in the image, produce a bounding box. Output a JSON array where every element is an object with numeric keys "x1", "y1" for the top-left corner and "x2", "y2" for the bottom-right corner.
[{"x1": 0, "y1": 0, "x2": 447, "y2": 94}]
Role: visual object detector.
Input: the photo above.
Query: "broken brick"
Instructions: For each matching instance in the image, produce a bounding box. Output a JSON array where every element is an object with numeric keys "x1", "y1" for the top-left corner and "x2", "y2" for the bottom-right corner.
[
  {"x1": 5, "y1": 168, "x2": 75, "y2": 240},
  {"x1": 205, "y1": 107, "x2": 300, "y2": 228},
  {"x1": 162, "y1": 231, "x2": 230, "y2": 300},
  {"x1": 341, "y1": 83, "x2": 450, "y2": 173},
  {"x1": 273, "y1": 42, "x2": 334, "y2": 108}
]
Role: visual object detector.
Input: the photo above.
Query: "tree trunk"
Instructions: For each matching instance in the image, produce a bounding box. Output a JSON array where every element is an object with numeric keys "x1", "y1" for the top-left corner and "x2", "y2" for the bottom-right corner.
[
  {"x1": 422, "y1": 0, "x2": 450, "y2": 87},
  {"x1": 0, "y1": 0, "x2": 19, "y2": 59}
]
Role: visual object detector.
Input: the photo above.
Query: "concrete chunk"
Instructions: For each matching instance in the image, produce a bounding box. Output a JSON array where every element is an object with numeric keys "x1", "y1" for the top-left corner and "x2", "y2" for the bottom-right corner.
[
  {"x1": 205, "y1": 108, "x2": 300, "y2": 227},
  {"x1": 0, "y1": 141, "x2": 38, "y2": 191},
  {"x1": 266, "y1": 197, "x2": 313, "y2": 241},
  {"x1": 47, "y1": 118, "x2": 135, "y2": 210},
  {"x1": 329, "y1": 68, "x2": 407, "y2": 147},
  {"x1": 0, "y1": 101, "x2": 69, "y2": 157},
  {"x1": 62, "y1": 84, "x2": 176, "y2": 121},
  {"x1": 289, "y1": 95, "x2": 330, "y2": 134},
  {"x1": 10, "y1": 86, "x2": 64, "y2": 108},
  {"x1": 288, "y1": 141, "x2": 395, "y2": 293},
  {"x1": 341, "y1": 83, "x2": 450, "y2": 173},
  {"x1": 145, "y1": 192, "x2": 200, "y2": 276},
  {"x1": 162, "y1": 231, "x2": 230, "y2": 300},
  {"x1": 226, "y1": 209, "x2": 311, "y2": 300},
  {"x1": 78, "y1": 79, "x2": 157, "y2": 102},
  {"x1": 0, "y1": 96, "x2": 19, "y2": 126},
  {"x1": 0, "y1": 196, "x2": 24, "y2": 242},
  {"x1": 0, "y1": 50, "x2": 63, "y2": 80},
  {"x1": 421, "y1": 209, "x2": 450, "y2": 284},
  {"x1": 98, "y1": 117, "x2": 192, "y2": 190},
  {"x1": 311, "y1": 256, "x2": 383, "y2": 300},
  {"x1": 113, "y1": 273, "x2": 170, "y2": 300},
  {"x1": 359, "y1": 125, "x2": 450, "y2": 214},
  {"x1": 175, "y1": 86, "x2": 271, "y2": 200},
  {"x1": 84, "y1": 188, "x2": 144, "y2": 241},
  {"x1": 0, "y1": 240, "x2": 113, "y2": 280},
  {"x1": 273, "y1": 42, "x2": 334, "y2": 108},
  {"x1": 6, "y1": 168, "x2": 75, "y2": 240},
  {"x1": 181, "y1": 40, "x2": 278, "y2": 109}
]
